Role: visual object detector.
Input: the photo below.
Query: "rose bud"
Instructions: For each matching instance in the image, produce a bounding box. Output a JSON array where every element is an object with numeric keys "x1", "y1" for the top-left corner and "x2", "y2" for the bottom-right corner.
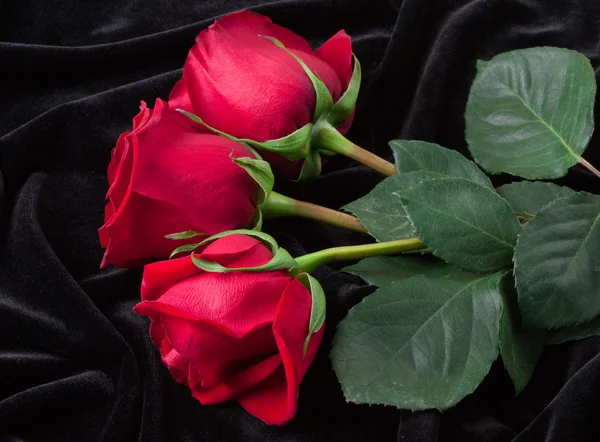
[
  {"x1": 132, "y1": 234, "x2": 325, "y2": 425},
  {"x1": 98, "y1": 98, "x2": 259, "y2": 268},
  {"x1": 169, "y1": 10, "x2": 357, "y2": 180}
]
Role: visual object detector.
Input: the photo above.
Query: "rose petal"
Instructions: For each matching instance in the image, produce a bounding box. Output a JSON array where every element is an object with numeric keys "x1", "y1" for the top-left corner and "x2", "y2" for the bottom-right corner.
[
  {"x1": 99, "y1": 97, "x2": 260, "y2": 267},
  {"x1": 183, "y1": 40, "x2": 312, "y2": 142},
  {"x1": 161, "y1": 343, "x2": 190, "y2": 386},
  {"x1": 236, "y1": 367, "x2": 291, "y2": 425},
  {"x1": 199, "y1": 234, "x2": 273, "y2": 268},
  {"x1": 210, "y1": 11, "x2": 313, "y2": 53},
  {"x1": 141, "y1": 256, "x2": 201, "y2": 302},
  {"x1": 139, "y1": 234, "x2": 278, "y2": 302},
  {"x1": 168, "y1": 78, "x2": 194, "y2": 114},
  {"x1": 235, "y1": 279, "x2": 324, "y2": 425},
  {"x1": 143, "y1": 271, "x2": 290, "y2": 337},
  {"x1": 132, "y1": 101, "x2": 153, "y2": 130},
  {"x1": 181, "y1": 11, "x2": 342, "y2": 141},
  {"x1": 100, "y1": 193, "x2": 197, "y2": 268},
  {"x1": 315, "y1": 30, "x2": 353, "y2": 90},
  {"x1": 184, "y1": 323, "x2": 278, "y2": 389},
  {"x1": 273, "y1": 279, "x2": 324, "y2": 381},
  {"x1": 145, "y1": 316, "x2": 280, "y2": 394},
  {"x1": 132, "y1": 124, "x2": 258, "y2": 235},
  {"x1": 193, "y1": 353, "x2": 282, "y2": 405}
]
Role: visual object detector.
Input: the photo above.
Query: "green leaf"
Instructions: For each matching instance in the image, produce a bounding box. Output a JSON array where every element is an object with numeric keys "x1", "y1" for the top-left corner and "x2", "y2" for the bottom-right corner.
[
  {"x1": 232, "y1": 156, "x2": 274, "y2": 205},
  {"x1": 515, "y1": 192, "x2": 600, "y2": 328},
  {"x1": 465, "y1": 47, "x2": 596, "y2": 179},
  {"x1": 164, "y1": 230, "x2": 204, "y2": 240},
  {"x1": 179, "y1": 229, "x2": 297, "y2": 273},
  {"x1": 343, "y1": 171, "x2": 444, "y2": 242},
  {"x1": 331, "y1": 273, "x2": 502, "y2": 410},
  {"x1": 389, "y1": 140, "x2": 493, "y2": 189},
  {"x1": 326, "y1": 55, "x2": 361, "y2": 127},
  {"x1": 548, "y1": 315, "x2": 600, "y2": 345},
  {"x1": 178, "y1": 109, "x2": 312, "y2": 161},
  {"x1": 296, "y1": 273, "x2": 326, "y2": 356},
  {"x1": 398, "y1": 177, "x2": 522, "y2": 272},
  {"x1": 498, "y1": 273, "x2": 545, "y2": 394},
  {"x1": 343, "y1": 256, "x2": 474, "y2": 287},
  {"x1": 261, "y1": 35, "x2": 333, "y2": 120},
  {"x1": 496, "y1": 181, "x2": 576, "y2": 217}
]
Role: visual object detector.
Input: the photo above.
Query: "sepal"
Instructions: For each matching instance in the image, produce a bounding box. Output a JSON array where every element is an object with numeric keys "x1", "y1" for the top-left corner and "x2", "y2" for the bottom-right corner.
[
  {"x1": 231, "y1": 155, "x2": 275, "y2": 205},
  {"x1": 295, "y1": 272, "x2": 327, "y2": 357},
  {"x1": 164, "y1": 230, "x2": 204, "y2": 240},
  {"x1": 325, "y1": 54, "x2": 361, "y2": 127},
  {"x1": 297, "y1": 151, "x2": 323, "y2": 182},
  {"x1": 178, "y1": 109, "x2": 313, "y2": 161},
  {"x1": 173, "y1": 229, "x2": 297, "y2": 273}
]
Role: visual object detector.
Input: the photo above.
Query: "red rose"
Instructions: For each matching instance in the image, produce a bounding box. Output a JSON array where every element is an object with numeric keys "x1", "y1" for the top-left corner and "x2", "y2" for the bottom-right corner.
[
  {"x1": 98, "y1": 98, "x2": 259, "y2": 268},
  {"x1": 133, "y1": 234, "x2": 324, "y2": 425},
  {"x1": 169, "y1": 10, "x2": 354, "y2": 178}
]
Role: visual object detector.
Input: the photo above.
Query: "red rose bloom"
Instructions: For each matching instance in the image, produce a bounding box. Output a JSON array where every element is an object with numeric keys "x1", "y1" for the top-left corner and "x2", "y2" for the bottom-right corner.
[
  {"x1": 133, "y1": 234, "x2": 324, "y2": 425},
  {"x1": 169, "y1": 10, "x2": 354, "y2": 178},
  {"x1": 98, "y1": 98, "x2": 258, "y2": 268}
]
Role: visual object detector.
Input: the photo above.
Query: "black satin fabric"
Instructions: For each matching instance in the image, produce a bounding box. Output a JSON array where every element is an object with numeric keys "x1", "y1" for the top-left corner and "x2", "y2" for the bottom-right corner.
[{"x1": 2, "y1": 0, "x2": 600, "y2": 440}]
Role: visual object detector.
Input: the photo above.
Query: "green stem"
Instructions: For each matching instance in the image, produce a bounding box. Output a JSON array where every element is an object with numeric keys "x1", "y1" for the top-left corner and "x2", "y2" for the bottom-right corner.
[
  {"x1": 294, "y1": 238, "x2": 426, "y2": 274},
  {"x1": 579, "y1": 156, "x2": 600, "y2": 179},
  {"x1": 311, "y1": 120, "x2": 398, "y2": 177},
  {"x1": 261, "y1": 191, "x2": 368, "y2": 234}
]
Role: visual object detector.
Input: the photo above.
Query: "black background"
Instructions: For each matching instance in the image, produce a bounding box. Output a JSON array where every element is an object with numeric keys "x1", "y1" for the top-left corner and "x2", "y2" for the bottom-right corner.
[{"x1": 2, "y1": 0, "x2": 600, "y2": 440}]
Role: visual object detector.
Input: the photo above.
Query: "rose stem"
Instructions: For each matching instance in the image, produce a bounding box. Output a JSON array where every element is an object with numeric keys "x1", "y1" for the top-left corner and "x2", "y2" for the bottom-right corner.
[
  {"x1": 311, "y1": 120, "x2": 397, "y2": 177},
  {"x1": 294, "y1": 238, "x2": 426, "y2": 274},
  {"x1": 261, "y1": 191, "x2": 368, "y2": 234},
  {"x1": 579, "y1": 156, "x2": 600, "y2": 179}
]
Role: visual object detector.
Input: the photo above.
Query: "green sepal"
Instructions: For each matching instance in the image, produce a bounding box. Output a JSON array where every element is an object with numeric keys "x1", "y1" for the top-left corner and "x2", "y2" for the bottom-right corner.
[
  {"x1": 326, "y1": 54, "x2": 361, "y2": 127},
  {"x1": 178, "y1": 109, "x2": 312, "y2": 161},
  {"x1": 231, "y1": 155, "x2": 274, "y2": 205},
  {"x1": 170, "y1": 241, "x2": 205, "y2": 258},
  {"x1": 247, "y1": 124, "x2": 312, "y2": 160},
  {"x1": 297, "y1": 151, "x2": 323, "y2": 182},
  {"x1": 252, "y1": 208, "x2": 263, "y2": 232},
  {"x1": 187, "y1": 229, "x2": 298, "y2": 273},
  {"x1": 169, "y1": 228, "x2": 275, "y2": 259},
  {"x1": 296, "y1": 272, "x2": 326, "y2": 357},
  {"x1": 164, "y1": 230, "x2": 204, "y2": 240},
  {"x1": 318, "y1": 148, "x2": 337, "y2": 157},
  {"x1": 166, "y1": 230, "x2": 208, "y2": 258},
  {"x1": 260, "y1": 35, "x2": 334, "y2": 120},
  {"x1": 177, "y1": 109, "x2": 241, "y2": 143}
]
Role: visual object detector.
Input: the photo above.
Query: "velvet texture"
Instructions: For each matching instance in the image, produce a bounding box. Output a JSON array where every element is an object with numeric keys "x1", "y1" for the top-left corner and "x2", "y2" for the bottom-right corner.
[{"x1": 1, "y1": 0, "x2": 600, "y2": 441}]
